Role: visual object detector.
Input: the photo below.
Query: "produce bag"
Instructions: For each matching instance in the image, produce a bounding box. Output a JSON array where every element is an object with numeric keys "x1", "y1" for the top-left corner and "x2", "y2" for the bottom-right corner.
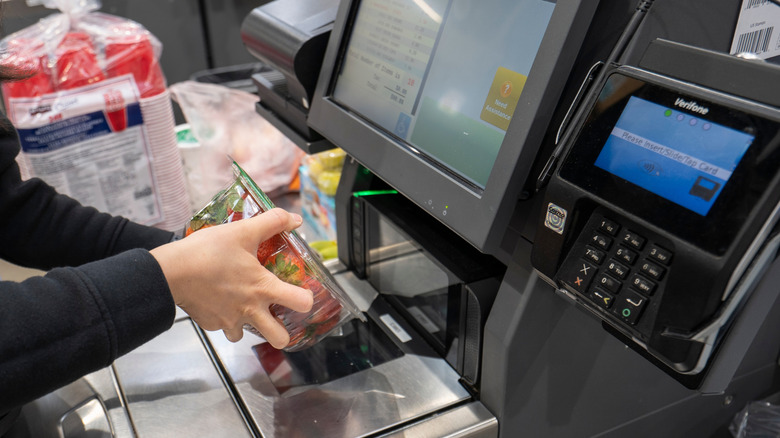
[
  {"x1": 185, "y1": 160, "x2": 364, "y2": 352},
  {"x1": 170, "y1": 80, "x2": 304, "y2": 211},
  {"x1": 0, "y1": 0, "x2": 190, "y2": 231}
]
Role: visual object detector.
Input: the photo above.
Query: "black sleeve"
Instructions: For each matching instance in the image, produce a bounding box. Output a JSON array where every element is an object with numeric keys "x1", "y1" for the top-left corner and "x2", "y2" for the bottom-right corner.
[
  {"x1": 0, "y1": 122, "x2": 179, "y2": 411},
  {"x1": 0, "y1": 249, "x2": 176, "y2": 413},
  {"x1": 0, "y1": 124, "x2": 175, "y2": 270}
]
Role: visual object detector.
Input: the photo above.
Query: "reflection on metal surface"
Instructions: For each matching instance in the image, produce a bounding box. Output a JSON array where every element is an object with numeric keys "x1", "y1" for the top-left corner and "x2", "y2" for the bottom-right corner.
[
  {"x1": 364, "y1": 389, "x2": 406, "y2": 399},
  {"x1": 380, "y1": 402, "x2": 498, "y2": 438},
  {"x1": 6, "y1": 366, "x2": 133, "y2": 438},
  {"x1": 205, "y1": 272, "x2": 473, "y2": 437},
  {"x1": 369, "y1": 244, "x2": 454, "y2": 298},
  {"x1": 113, "y1": 320, "x2": 251, "y2": 438},
  {"x1": 334, "y1": 270, "x2": 379, "y2": 313},
  {"x1": 60, "y1": 398, "x2": 111, "y2": 438},
  {"x1": 253, "y1": 317, "x2": 404, "y2": 396}
]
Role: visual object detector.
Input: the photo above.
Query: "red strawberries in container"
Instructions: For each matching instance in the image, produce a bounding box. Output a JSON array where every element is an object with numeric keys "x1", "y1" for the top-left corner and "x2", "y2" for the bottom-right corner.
[{"x1": 185, "y1": 161, "x2": 364, "y2": 351}]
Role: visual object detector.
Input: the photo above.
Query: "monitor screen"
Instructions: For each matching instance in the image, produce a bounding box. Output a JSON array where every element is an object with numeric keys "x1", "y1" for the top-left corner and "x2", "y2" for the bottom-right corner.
[
  {"x1": 331, "y1": 0, "x2": 555, "y2": 188},
  {"x1": 594, "y1": 95, "x2": 754, "y2": 216},
  {"x1": 309, "y1": 0, "x2": 600, "y2": 253}
]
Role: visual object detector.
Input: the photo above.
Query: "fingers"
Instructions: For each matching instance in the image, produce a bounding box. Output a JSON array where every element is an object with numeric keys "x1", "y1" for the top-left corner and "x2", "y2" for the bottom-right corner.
[
  {"x1": 220, "y1": 279, "x2": 311, "y2": 347},
  {"x1": 222, "y1": 307, "x2": 295, "y2": 348},
  {"x1": 223, "y1": 326, "x2": 244, "y2": 343},
  {"x1": 247, "y1": 310, "x2": 291, "y2": 349},
  {"x1": 265, "y1": 279, "x2": 314, "y2": 313}
]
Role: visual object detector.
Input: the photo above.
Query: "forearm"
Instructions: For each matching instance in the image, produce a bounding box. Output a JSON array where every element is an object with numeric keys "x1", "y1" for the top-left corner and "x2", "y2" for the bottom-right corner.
[
  {"x1": 0, "y1": 176, "x2": 174, "y2": 270},
  {"x1": 0, "y1": 128, "x2": 174, "y2": 270},
  {"x1": 0, "y1": 249, "x2": 175, "y2": 412}
]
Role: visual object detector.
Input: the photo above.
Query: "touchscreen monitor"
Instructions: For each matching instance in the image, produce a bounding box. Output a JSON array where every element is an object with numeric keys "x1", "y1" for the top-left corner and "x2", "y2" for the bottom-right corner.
[
  {"x1": 309, "y1": 0, "x2": 599, "y2": 253},
  {"x1": 331, "y1": 0, "x2": 555, "y2": 188},
  {"x1": 594, "y1": 96, "x2": 755, "y2": 216}
]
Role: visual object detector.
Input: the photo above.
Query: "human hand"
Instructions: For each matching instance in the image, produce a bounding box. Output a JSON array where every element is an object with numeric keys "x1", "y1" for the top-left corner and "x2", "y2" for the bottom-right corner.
[{"x1": 150, "y1": 208, "x2": 314, "y2": 348}]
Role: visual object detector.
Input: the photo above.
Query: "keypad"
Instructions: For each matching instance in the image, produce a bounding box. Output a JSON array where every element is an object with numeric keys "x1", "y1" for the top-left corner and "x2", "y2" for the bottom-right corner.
[{"x1": 558, "y1": 215, "x2": 674, "y2": 326}]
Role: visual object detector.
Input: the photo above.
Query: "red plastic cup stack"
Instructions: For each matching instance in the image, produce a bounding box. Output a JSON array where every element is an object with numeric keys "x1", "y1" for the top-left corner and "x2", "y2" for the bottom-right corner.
[
  {"x1": 105, "y1": 24, "x2": 166, "y2": 98},
  {"x1": 0, "y1": 38, "x2": 54, "y2": 103},
  {"x1": 54, "y1": 32, "x2": 105, "y2": 90}
]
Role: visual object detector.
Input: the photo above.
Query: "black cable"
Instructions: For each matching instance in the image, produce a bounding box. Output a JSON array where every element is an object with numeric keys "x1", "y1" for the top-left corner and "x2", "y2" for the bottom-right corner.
[
  {"x1": 197, "y1": 0, "x2": 215, "y2": 69},
  {"x1": 536, "y1": 0, "x2": 655, "y2": 191}
]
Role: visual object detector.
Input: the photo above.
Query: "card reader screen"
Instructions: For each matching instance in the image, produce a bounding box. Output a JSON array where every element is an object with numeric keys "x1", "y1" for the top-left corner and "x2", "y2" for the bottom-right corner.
[{"x1": 594, "y1": 96, "x2": 754, "y2": 216}]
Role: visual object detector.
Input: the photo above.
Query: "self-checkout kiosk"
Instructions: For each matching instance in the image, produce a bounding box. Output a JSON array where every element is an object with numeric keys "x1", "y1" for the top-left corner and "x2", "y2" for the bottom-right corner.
[{"x1": 9, "y1": 0, "x2": 780, "y2": 437}]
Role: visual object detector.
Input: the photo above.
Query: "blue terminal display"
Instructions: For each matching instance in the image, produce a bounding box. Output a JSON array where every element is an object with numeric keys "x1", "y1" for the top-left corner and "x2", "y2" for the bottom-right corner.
[{"x1": 594, "y1": 96, "x2": 755, "y2": 216}]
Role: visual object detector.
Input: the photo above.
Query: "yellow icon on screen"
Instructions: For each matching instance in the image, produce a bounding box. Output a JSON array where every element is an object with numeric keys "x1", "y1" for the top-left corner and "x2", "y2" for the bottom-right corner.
[
  {"x1": 480, "y1": 67, "x2": 527, "y2": 131},
  {"x1": 500, "y1": 80, "x2": 513, "y2": 98}
]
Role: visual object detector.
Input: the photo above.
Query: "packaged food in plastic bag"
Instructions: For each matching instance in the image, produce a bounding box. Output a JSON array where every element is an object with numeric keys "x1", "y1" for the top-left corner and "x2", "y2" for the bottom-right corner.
[
  {"x1": 0, "y1": 0, "x2": 191, "y2": 232},
  {"x1": 1, "y1": 1, "x2": 166, "y2": 100},
  {"x1": 185, "y1": 160, "x2": 364, "y2": 352}
]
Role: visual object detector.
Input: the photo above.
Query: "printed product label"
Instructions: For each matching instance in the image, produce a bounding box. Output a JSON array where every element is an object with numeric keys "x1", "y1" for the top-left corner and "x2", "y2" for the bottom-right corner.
[
  {"x1": 7, "y1": 75, "x2": 161, "y2": 225},
  {"x1": 731, "y1": 0, "x2": 780, "y2": 60},
  {"x1": 379, "y1": 313, "x2": 412, "y2": 343}
]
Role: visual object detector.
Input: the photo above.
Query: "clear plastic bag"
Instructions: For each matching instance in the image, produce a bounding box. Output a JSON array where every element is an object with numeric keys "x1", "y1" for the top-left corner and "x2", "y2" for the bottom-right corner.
[
  {"x1": 170, "y1": 80, "x2": 304, "y2": 211},
  {"x1": 0, "y1": 0, "x2": 166, "y2": 100},
  {"x1": 730, "y1": 401, "x2": 780, "y2": 438},
  {"x1": 185, "y1": 160, "x2": 364, "y2": 352}
]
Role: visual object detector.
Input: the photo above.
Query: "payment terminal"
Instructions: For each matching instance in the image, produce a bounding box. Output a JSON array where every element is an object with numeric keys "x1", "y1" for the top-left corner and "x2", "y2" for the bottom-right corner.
[{"x1": 531, "y1": 40, "x2": 780, "y2": 386}]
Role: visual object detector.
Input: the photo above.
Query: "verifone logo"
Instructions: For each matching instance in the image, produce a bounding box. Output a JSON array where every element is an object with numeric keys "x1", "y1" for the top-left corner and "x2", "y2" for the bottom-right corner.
[{"x1": 674, "y1": 97, "x2": 709, "y2": 115}]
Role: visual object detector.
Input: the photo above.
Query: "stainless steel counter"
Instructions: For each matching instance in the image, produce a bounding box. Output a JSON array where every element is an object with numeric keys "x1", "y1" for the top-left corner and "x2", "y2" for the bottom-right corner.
[
  {"x1": 7, "y1": 314, "x2": 250, "y2": 438},
  {"x1": 202, "y1": 268, "x2": 481, "y2": 437}
]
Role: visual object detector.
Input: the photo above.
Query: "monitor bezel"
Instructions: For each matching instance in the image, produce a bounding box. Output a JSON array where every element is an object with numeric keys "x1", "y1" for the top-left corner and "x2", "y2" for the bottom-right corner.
[{"x1": 308, "y1": 0, "x2": 601, "y2": 253}]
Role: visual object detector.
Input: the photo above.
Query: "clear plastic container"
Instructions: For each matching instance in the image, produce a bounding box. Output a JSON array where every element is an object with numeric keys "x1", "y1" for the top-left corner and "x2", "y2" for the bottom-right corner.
[{"x1": 185, "y1": 161, "x2": 364, "y2": 351}]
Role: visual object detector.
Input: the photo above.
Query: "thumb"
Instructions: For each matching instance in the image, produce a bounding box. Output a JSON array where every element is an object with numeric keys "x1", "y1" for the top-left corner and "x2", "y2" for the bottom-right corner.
[{"x1": 234, "y1": 208, "x2": 303, "y2": 248}]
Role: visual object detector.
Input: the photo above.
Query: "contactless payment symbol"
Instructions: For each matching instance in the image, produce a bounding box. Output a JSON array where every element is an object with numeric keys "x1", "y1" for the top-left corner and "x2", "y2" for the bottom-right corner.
[{"x1": 545, "y1": 203, "x2": 567, "y2": 235}]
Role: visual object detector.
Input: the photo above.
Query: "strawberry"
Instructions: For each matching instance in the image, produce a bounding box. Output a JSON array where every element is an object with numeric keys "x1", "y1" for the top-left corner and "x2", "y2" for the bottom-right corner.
[
  {"x1": 301, "y1": 276, "x2": 343, "y2": 336},
  {"x1": 309, "y1": 299, "x2": 343, "y2": 336},
  {"x1": 184, "y1": 222, "x2": 213, "y2": 236},
  {"x1": 264, "y1": 251, "x2": 306, "y2": 285},
  {"x1": 227, "y1": 210, "x2": 243, "y2": 223},
  {"x1": 256, "y1": 234, "x2": 287, "y2": 263}
]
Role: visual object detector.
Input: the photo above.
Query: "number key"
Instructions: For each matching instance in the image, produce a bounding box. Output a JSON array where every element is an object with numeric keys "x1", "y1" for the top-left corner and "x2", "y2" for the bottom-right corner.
[
  {"x1": 648, "y1": 244, "x2": 673, "y2": 266},
  {"x1": 584, "y1": 246, "x2": 606, "y2": 265},
  {"x1": 622, "y1": 230, "x2": 646, "y2": 250},
  {"x1": 590, "y1": 232, "x2": 613, "y2": 250},
  {"x1": 615, "y1": 246, "x2": 637, "y2": 265},
  {"x1": 595, "y1": 272, "x2": 621, "y2": 293},
  {"x1": 606, "y1": 259, "x2": 629, "y2": 279},
  {"x1": 599, "y1": 218, "x2": 619, "y2": 236},
  {"x1": 630, "y1": 273, "x2": 656, "y2": 296},
  {"x1": 640, "y1": 260, "x2": 665, "y2": 280}
]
